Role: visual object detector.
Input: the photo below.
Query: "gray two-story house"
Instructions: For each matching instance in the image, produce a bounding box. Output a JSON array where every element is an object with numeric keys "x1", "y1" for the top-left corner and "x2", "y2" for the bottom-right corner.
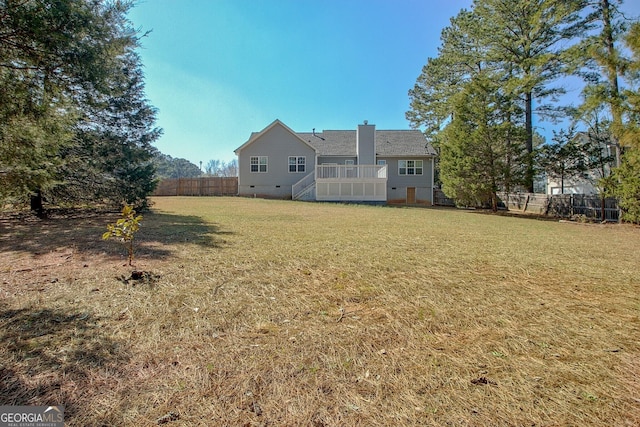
[{"x1": 234, "y1": 119, "x2": 437, "y2": 204}]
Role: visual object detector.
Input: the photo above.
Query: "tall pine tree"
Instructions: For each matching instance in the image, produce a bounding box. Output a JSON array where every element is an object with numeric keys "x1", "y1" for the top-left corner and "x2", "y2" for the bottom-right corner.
[
  {"x1": 54, "y1": 47, "x2": 161, "y2": 208},
  {"x1": 0, "y1": 0, "x2": 160, "y2": 212},
  {"x1": 608, "y1": 21, "x2": 640, "y2": 222},
  {"x1": 407, "y1": 9, "x2": 488, "y2": 145},
  {"x1": 0, "y1": 0, "x2": 116, "y2": 208},
  {"x1": 473, "y1": 0, "x2": 586, "y2": 192},
  {"x1": 408, "y1": 0, "x2": 589, "y2": 195},
  {"x1": 440, "y1": 72, "x2": 527, "y2": 210}
]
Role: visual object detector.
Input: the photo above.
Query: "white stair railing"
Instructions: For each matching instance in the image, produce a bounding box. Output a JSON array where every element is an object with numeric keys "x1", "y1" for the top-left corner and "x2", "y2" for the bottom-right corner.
[{"x1": 292, "y1": 172, "x2": 315, "y2": 200}]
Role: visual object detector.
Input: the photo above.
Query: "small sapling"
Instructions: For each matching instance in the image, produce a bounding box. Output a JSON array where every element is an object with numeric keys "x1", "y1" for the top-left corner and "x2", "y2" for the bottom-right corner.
[{"x1": 103, "y1": 204, "x2": 143, "y2": 266}]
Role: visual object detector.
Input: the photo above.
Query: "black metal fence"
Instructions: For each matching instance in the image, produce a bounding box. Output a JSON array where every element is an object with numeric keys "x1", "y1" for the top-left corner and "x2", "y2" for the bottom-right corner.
[
  {"x1": 434, "y1": 190, "x2": 619, "y2": 222},
  {"x1": 433, "y1": 189, "x2": 456, "y2": 207},
  {"x1": 498, "y1": 192, "x2": 619, "y2": 222}
]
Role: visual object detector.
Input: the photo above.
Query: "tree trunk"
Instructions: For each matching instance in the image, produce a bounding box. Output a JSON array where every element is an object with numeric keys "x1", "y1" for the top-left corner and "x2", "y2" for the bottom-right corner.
[
  {"x1": 491, "y1": 192, "x2": 498, "y2": 212},
  {"x1": 525, "y1": 91, "x2": 534, "y2": 193},
  {"x1": 601, "y1": 0, "x2": 623, "y2": 223},
  {"x1": 504, "y1": 107, "x2": 512, "y2": 210},
  {"x1": 602, "y1": 0, "x2": 623, "y2": 139},
  {"x1": 30, "y1": 189, "x2": 45, "y2": 219}
]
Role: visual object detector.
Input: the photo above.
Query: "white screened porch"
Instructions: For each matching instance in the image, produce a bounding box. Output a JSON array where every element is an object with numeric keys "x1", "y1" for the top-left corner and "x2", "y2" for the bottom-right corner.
[{"x1": 292, "y1": 164, "x2": 388, "y2": 202}]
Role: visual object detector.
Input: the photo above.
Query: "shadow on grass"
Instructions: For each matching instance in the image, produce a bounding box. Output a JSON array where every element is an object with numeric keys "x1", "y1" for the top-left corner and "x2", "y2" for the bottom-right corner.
[
  {"x1": 0, "y1": 210, "x2": 233, "y2": 260},
  {"x1": 0, "y1": 305, "x2": 128, "y2": 420},
  {"x1": 466, "y1": 208, "x2": 562, "y2": 222},
  {"x1": 141, "y1": 211, "x2": 234, "y2": 248},
  {"x1": 387, "y1": 203, "x2": 560, "y2": 222}
]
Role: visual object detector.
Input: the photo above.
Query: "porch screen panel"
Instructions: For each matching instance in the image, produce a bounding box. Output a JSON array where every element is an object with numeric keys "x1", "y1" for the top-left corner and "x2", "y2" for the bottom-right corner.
[
  {"x1": 317, "y1": 183, "x2": 328, "y2": 197},
  {"x1": 365, "y1": 183, "x2": 374, "y2": 196}
]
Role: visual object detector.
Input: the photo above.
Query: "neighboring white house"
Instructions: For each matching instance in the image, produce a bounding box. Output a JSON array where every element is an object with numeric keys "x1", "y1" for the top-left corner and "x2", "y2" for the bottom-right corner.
[
  {"x1": 547, "y1": 175, "x2": 599, "y2": 195},
  {"x1": 234, "y1": 119, "x2": 437, "y2": 204},
  {"x1": 546, "y1": 132, "x2": 615, "y2": 195}
]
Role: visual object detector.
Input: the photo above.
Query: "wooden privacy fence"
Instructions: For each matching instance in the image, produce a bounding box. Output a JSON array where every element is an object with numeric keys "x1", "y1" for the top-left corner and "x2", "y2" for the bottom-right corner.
[
  {"x1": 498, "y1": 192, "x2": 619, "y2": 222},
  {"x1": 153, "y1": 177, "x2": 238, "y2": 196}
]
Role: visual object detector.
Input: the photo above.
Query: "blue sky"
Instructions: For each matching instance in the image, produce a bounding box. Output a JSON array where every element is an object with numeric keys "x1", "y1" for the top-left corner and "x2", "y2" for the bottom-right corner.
[
  {"x1": 128, "y1": 0, "x2": 640, "y2": 167},
  {"x1": 128, "y1": 0, "x2": 474, "y2": 165}
]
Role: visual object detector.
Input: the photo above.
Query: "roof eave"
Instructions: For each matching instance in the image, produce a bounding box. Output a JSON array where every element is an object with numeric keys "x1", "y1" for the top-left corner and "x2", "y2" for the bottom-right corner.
[
  {"x1": 377, "y1": 153, "x2": 438, "y2": 157},
  {"x1": 235, "y1": 119, "x2": 319, "y2": 155}
]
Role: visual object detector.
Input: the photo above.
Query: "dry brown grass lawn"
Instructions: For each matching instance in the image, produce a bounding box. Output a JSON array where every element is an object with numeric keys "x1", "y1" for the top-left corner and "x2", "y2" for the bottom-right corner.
[{"x1": 1, "y1": 197, "x2": 639, "y2": 426}]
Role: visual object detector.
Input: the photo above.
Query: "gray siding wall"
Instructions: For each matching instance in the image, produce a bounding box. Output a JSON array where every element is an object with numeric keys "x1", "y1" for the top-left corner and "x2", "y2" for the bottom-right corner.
[
  {"x1": 238, "y1": 124, "x2": 316, "y2": 198},
  {"x1": 357, "y1": 123, "x2": 376, "y2": 165},
  {"x1": 317, "y1": 156, "x2": 357, "y2": 165},
  {"x1": 380, "y1": 156, "x2": 434, "y2": 204}
]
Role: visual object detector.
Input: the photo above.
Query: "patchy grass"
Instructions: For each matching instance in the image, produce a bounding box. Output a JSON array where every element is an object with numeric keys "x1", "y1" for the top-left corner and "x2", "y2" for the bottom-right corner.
[{"x1": 1, "y1": 197, "x2": 639, "y2": 426}]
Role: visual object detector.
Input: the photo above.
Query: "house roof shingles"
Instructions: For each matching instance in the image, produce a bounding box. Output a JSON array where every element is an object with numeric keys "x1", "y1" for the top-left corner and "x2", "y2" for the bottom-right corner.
[
  {"x1": 236, "y1": 120, "x2": 437, "y2": 157},
  {"x1": 297, "y1": 129, "x2": 436, "y2": 157}
]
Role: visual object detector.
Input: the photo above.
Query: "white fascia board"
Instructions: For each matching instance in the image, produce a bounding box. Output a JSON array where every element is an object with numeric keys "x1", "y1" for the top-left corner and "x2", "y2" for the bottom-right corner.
[{"x1": 234, "y1": 119, "x2": 318, "y2": 155}]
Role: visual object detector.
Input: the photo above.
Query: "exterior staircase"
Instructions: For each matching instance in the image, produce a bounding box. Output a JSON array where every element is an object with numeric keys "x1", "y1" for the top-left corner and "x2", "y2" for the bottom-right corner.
[{"x1": 292, "y1": 172, "x2": 316, "y2": 201}]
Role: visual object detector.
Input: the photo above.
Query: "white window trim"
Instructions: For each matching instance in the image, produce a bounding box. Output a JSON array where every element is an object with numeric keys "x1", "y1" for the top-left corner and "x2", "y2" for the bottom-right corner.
[
  {"x1": 288, "y1": 156, "x2": 306, "y2": 173},
  {"x1": 398, "y1": 159, "x2": 424, "y2": 176},
  {"x1": 250, "y1": 156, "x2": 268, "y2": 173}
]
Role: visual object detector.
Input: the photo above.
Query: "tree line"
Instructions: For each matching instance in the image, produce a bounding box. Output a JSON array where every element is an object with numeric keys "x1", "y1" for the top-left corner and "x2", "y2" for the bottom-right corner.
[
  {"x1": 152, "y1": 155, "x2": 238, "y2": 179},
  {"x1": 407, "y1": 0, "x2": 640, "y2": 222},
  {"x1": 0, "y1": 0, "x2": 160, "y2": 214}
]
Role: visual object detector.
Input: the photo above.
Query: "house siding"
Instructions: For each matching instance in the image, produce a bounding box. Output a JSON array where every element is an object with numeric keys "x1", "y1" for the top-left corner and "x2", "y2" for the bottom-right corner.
[
  {"x1": 317, "y1": 156, "x2": 358, "y2": 165},
  {"x1": 236, "y1": 120, "x2": 437, "y2": 204},
  {"x1": 237, "y1": 123, "x2": 316, "y2": 198},
  {"x1": 547, "y1": 178, "x2": 598, "y2": 195},
  {"x1": 545, "y1": 132, "x2": 614, "y2": 196},
  {"x1": 382, "y1": 157, "x2": 434, "y2": 205},
  {"x1": 357, "y1": 123, "x2": 376, "y2": 165}
]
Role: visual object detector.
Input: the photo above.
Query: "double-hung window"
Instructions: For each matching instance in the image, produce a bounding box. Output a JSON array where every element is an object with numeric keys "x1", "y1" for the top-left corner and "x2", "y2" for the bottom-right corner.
[
  {"x1": 288, "y1": 156, "x2": 306, "y2": 173},
  {"x1": 398, "y1": 160, "x2": 423, "y2": 175},
  {"x1": 250, "y1": 156, "x2": 268, "y2": 173}
]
